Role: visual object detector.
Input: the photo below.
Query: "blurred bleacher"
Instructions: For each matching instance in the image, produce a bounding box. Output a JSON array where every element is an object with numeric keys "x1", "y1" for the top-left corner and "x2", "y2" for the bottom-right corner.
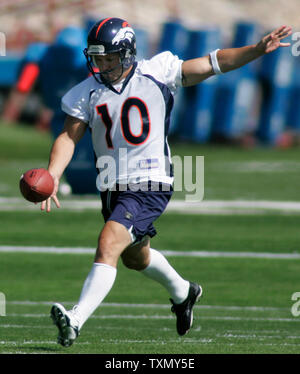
[{"x1": 1, "y1": 0, "x2": 299, "y2": 146}]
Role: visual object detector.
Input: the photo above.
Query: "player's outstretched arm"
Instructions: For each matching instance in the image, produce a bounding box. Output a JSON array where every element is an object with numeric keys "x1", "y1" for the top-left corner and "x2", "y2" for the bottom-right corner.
[
  {"x1": 181, "y1": 25, "x2": 292, "y2": 87},
  {"x1": 41, "y1": 115, "x2": 88, "y2": 212},
  {"x1": 216, "y1": 25, "x2": 292, "y2": 73}
]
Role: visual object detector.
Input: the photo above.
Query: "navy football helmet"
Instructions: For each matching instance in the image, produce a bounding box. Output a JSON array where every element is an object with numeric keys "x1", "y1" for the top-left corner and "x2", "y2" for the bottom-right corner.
[{"x1": 84, "y1": 17, "x2": 136, "y2": 84}]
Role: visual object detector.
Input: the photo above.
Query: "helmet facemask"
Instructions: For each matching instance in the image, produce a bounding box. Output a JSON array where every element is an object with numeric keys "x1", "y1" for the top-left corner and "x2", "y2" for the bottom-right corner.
[{"x1": 84, "y1": 45, "x2": 135, "y2": 85}]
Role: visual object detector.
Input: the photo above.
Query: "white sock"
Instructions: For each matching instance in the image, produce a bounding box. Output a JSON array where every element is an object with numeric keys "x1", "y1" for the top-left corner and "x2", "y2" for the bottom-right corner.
[
  {"x1": 140, "y1": 248, "x2": 190, "y2": 304},
  {"x1": 74, "y1": 262, "x2": 117, "y2": 330}
]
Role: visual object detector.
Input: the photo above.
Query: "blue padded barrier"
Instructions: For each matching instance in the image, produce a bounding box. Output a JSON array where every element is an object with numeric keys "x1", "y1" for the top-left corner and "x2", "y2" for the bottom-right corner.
[{"x1": 256, "y1": 34, "x2": 295, "y2": 144}]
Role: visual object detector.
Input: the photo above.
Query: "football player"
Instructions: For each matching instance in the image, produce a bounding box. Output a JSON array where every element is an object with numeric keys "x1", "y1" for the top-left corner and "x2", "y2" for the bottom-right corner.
[{"x1": 42, "y1": 18, "x2": 292, "y2": 346}]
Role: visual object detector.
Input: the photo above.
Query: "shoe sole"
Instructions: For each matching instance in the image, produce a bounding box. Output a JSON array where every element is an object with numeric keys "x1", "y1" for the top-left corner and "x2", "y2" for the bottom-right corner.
[{"x1": 50, "y1": 303, "x2": 74, "y2": 347}]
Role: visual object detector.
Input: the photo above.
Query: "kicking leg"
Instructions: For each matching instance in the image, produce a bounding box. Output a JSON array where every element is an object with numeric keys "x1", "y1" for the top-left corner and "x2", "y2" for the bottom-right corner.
[
  {"x1": 51, "y1": 220, "x2": 131, "y2": 346},
  {"x1": 121, "y1": 240, "x2": 202, "y2": 335}
]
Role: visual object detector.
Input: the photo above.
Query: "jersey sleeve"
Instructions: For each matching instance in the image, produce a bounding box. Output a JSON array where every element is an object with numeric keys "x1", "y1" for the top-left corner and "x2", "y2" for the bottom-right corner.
[
  {"x1": 61, "y1": 78, "x2": 92, "y2": 123},
  {"x1": 141, "y1": 51, "x2": 183, "y2": 94}
]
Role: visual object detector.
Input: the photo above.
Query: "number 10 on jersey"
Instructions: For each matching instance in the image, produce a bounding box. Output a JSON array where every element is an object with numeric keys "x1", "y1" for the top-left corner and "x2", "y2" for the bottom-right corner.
[{"x1": 96, "y1": 97, "x2": 151, "y2": 149}]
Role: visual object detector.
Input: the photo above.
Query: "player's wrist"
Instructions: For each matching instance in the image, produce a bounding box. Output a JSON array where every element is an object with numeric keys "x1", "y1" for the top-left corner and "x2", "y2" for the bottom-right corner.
[
  {"x1": 47, "y1": 168, "x2": 61, "y2": 182},
  {"x1": 254, "y1": 41, "x2": 267, "y2": 56}
]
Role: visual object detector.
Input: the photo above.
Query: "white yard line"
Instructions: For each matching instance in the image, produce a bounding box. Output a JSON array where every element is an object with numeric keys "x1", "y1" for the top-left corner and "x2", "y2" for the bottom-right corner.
[
  {"x1": 2, "y1": 197, "x2": 300, "y2": 214},
  {"x1": 6, "y1": 300, "x2": 288, "y2": 312},
  {"x1": 2, "y1": 324, "x2": 299, "y2": 340},
  {"x1": 5, "y1": 313, "x2": 300, "y2": 323},
  {"x1": 0, "y1": 340, "x2": 58, "y2": 345},
  {"x1": 1, "y1": 340, "x2": 300, "y2": 349},
  {"x1": 0, "y1": 245, "x2": 299, "y2": 259},
  {"x1": 0, "y1": 340, "x2": 90, "y2": 345},
  {"x1": 2, "y1": 323, "x2": 299, "y2": 342}
]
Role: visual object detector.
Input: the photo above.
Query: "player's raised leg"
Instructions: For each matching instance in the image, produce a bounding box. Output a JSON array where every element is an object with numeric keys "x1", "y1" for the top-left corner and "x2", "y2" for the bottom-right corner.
[{"x1": 121, "y1": 240, "x2": 202, "y2": 335}]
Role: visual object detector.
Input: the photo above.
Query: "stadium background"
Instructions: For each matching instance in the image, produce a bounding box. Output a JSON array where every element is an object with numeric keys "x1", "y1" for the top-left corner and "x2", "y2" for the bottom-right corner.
[
  {"x1": 0, "y1": 0, "x2": 300, "y2": 356},
  {"x1": 1, "y1": 0, "x2": 300, "y2": 193}
]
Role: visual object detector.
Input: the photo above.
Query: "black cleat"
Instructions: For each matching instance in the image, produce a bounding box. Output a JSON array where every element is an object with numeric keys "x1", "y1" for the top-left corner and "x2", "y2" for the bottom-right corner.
[{"x1": 170, "y1": 282, "x2": 202, "y2": 336}]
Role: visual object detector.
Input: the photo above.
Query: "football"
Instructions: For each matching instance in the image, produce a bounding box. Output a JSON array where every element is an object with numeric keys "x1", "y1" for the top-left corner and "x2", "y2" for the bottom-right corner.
[{"x1": 19, "y1": 168, "x2": 54, "y2": 203}]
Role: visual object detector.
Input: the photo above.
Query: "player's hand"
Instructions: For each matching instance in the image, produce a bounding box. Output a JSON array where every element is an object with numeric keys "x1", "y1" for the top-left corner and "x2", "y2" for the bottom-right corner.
[
  {"x1": 40, "y1": 173, "x2": 61, "y2": 212},
  {"x1": 257, "y1": 25, "x2": 292, "y2": 54}
]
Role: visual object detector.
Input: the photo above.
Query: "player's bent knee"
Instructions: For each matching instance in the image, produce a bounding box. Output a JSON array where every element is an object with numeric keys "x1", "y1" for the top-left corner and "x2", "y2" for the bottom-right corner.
[
  {"x1": 98, "y1": 221, "x2": 132, "y2": 251},
  {"x1": 98, "y1": 235, "x2": 116, "y2": 253},
  {"x1": 95, "y1": 236, "x2": 119, "y2": 263},
  {"x1": 95, "y1": 227, "x2": 132, "y2": 265}
]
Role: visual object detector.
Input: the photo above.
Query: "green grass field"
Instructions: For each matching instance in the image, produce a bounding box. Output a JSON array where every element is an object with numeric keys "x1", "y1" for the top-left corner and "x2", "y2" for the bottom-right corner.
[{"x1": 0, "y1": 122, "x2": 300, "y2": 355}]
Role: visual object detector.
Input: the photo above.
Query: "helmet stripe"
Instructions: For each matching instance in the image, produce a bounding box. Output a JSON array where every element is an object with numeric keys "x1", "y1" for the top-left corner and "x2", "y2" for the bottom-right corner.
[{"x1": 95, "y1": 17, "x2": 113, "y2": 37}]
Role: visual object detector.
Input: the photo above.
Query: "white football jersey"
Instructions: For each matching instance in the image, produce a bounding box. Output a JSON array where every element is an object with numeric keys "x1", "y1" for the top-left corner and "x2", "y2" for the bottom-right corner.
[{"x1": 61, "y1": 51, "x2": 183, "y2": 189}]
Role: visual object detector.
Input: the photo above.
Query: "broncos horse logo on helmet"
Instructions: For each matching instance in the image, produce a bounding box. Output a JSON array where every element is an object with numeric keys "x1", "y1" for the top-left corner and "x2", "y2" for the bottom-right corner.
[
  {"x1": 112, "y1": 27, "x2": 135, "y2": 46},
  {"x1": 84, "y1": 18, "x2": 136, "y2": 84}
]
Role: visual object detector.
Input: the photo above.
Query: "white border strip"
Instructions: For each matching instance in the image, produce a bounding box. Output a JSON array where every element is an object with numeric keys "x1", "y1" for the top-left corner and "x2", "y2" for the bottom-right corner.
[
  {"x1": 6, "y1": 300, "x2": 288, "y2": 312},
  {"x1": 0, "y1": 245, "x2": 299, "y2": 259},
  {"x1": 5, "y1": 313, "x2": 300, "y2": 323},
  {"x1": 2, "y1": 197, "x2": 300, "y2": 214}
]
